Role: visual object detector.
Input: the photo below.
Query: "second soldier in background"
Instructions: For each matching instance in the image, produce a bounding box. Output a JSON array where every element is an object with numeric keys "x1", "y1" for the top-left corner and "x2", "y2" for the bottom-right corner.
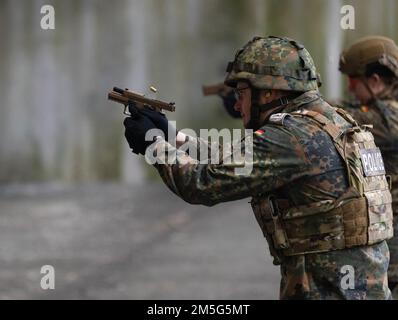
[{"x1": 338, "y1": 36, "x2": 398, "y2": 298}]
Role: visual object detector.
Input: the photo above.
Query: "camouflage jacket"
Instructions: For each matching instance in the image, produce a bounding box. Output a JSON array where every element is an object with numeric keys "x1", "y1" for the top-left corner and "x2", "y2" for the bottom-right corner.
[
  {"x1": 154, "y1": 90, "x2": 350, "y2": 212},
  {"x1": 150, "y1": 90, "x2": 391, "y2": 299}
]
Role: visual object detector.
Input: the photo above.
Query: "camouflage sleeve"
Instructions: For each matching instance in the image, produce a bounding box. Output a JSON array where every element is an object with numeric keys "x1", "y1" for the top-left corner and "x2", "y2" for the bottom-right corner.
[
  {"x1": 334, "y1": 100, "x2": 392, "y2": 146},
  {"x1": 150, "y1": 125, "x2": 312, "y2": 206},
  {"x1": 337, "y1": 101, "x2": 370, "y2": 125},
  {"x1": 331, "y1": 99, "x2": 378, "y2": 127},
  {"x1": 181, "y1": 134, "x2": 217, "y2": 158}
]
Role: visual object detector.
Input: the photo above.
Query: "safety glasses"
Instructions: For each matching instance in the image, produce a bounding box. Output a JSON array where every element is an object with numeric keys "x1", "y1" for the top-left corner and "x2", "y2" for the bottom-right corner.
[{"x1": 234, "y1": 86, "x2": 250, "y2": 100}]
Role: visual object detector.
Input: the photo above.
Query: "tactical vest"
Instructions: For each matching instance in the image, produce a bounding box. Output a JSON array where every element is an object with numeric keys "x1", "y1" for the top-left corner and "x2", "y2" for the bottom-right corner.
[{"x1": 251, "y1": 107, "x2": 394, "y2": 263}]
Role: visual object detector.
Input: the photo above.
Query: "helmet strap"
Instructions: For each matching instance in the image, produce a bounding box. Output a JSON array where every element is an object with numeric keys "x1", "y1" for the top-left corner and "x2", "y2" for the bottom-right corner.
[
  {"x1": 247, "y1": 88, "x2": 299, "y2": 130},
  {"x1": 247, "y1": 88, "x2": 263, "y2": 130},
  {"x1": 360, "y1": 76, "x2": 377, "y2": 103},
  {"x1": 378, "y1": 78, "x2": 398, "y2": 100}
]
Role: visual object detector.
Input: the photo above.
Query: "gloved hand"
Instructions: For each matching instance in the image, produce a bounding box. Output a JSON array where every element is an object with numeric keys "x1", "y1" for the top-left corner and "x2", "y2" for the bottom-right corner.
[
  {"x1": 123, "y1": 115, "x2": 158, "y2": 155},
  {"x1": 137, "y1": 107, "x2": 176, "y2": 141},
  {"x1": 218, "y1": 90, "x2": 241, "y2": 118}
]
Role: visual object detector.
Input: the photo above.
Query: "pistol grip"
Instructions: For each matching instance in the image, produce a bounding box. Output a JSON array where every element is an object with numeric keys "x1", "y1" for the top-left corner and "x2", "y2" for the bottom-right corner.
[{"x1": 126, "y1": 102, "x2": 140, "y2": 118}]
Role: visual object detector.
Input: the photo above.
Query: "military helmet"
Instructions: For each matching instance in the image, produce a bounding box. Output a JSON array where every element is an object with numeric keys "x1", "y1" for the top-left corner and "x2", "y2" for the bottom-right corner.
[
  {"x1": 339, "y1": 36, "x2": 398, "y2": 78},
  {"x1": 224, "y1": 36, "x2": 320, "y2": 92}
]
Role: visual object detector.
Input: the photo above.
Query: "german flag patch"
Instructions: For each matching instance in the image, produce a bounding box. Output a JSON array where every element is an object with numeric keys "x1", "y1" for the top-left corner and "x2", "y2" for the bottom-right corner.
[{"x1": 360, "y1": 105, "x2": 369, "y2": 112}]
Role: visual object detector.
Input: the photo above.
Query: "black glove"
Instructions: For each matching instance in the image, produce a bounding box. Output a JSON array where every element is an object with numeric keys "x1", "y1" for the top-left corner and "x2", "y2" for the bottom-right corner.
[
  {"x1": 123, "y1": 116, "x2": 158, "y2": 155},
  {"x1": 137, "y1": 107, "x2": 176, "y2": 141},
  {"x1": 219, "y1": 90, "x2": 241, "y2": 118}
]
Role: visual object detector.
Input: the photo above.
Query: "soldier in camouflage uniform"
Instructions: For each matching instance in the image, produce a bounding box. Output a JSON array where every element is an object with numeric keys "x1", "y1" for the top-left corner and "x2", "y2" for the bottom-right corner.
[
  {"x1": 123, "y1": 36, "x2": 393, "y2": 299},
  {"x1": 337, "y1": 36, "x2": 398, "y2": 298}
]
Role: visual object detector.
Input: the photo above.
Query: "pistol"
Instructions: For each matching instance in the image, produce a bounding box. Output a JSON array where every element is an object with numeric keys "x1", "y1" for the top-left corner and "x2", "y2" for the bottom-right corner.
[{"x1": 108, "y1": 86, "x2": 175, "y2": 116}]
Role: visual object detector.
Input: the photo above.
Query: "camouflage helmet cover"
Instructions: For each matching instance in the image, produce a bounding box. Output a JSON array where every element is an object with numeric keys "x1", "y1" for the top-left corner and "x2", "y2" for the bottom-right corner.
[
  {"x1": 224, "y1": 36, "x2": 320, "y2": 92},
  {"x1": 339, "y1": 35, "x2": 398, "y2": 78}
]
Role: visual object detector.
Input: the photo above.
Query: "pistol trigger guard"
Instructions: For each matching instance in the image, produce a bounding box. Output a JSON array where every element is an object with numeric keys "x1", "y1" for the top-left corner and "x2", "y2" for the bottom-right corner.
[{"x1": 123, "y1": 105, "x2": 132, "y2": 116}]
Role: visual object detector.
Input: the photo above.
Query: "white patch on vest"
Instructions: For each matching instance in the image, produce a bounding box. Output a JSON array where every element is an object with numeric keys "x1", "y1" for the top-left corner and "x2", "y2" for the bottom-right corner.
[
  {"x1": 359, "y1": 148, "x2": 386, "y2": 177},
  {"x1": 269, "y1": 113, "x2": 289, "y2": 125}
]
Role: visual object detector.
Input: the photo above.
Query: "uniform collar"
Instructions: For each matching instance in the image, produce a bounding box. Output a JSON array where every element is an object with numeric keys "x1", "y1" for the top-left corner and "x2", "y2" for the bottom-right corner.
[{"x1": 281, "y1": 90, "x2": 321, "y2": 113}]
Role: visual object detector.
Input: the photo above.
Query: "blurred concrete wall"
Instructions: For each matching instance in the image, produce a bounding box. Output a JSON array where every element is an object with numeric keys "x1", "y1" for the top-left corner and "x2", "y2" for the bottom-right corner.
[{"x1": 0, "y1": 0, "x2": 396, "y2": 183}]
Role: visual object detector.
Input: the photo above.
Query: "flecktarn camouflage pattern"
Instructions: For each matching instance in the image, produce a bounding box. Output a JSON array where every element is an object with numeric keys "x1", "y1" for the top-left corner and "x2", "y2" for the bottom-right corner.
[
  {"x1": 151, "y1": 90, "x2": 392, "y2": 299},
  {"x1": 279, "y1": 241, "x2": 390, "y2": 299},
  {"x1": 224, "y1": 36, "x2": 320, "y2": 91}
]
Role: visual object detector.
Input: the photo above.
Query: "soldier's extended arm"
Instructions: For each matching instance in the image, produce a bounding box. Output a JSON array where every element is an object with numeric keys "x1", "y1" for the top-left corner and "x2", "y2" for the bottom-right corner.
[{"x1": 151, "y1": 124, "x2": 313, "y2": 206}]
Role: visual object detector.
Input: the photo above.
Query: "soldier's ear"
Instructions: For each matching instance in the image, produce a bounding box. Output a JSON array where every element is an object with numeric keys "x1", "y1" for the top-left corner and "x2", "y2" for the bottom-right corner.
[
  {"x1": 258, "y1": 90, "x2": 272, "y2": 103},
  {"x1": 368, "y1": 73, "x2": 381, "y2": 83}
]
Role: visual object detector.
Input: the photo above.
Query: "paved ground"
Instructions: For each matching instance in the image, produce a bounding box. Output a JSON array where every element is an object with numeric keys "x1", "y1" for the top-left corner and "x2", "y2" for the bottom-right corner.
[{"x1": 0, "y1": 182, "x2": 280, "y2": 299}]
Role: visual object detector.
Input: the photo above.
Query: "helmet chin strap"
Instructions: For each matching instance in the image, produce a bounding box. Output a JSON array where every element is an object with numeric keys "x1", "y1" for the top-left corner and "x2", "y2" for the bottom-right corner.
[
  {"x1": 247, "y1": 89, "x2": 299, "y2": 130},
  {"x1": 246, "y1": 89, "x2": 262, "y2": 130},
  {"x1": 360, "y1": 76, "x2": 377, "y2": 104}
]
